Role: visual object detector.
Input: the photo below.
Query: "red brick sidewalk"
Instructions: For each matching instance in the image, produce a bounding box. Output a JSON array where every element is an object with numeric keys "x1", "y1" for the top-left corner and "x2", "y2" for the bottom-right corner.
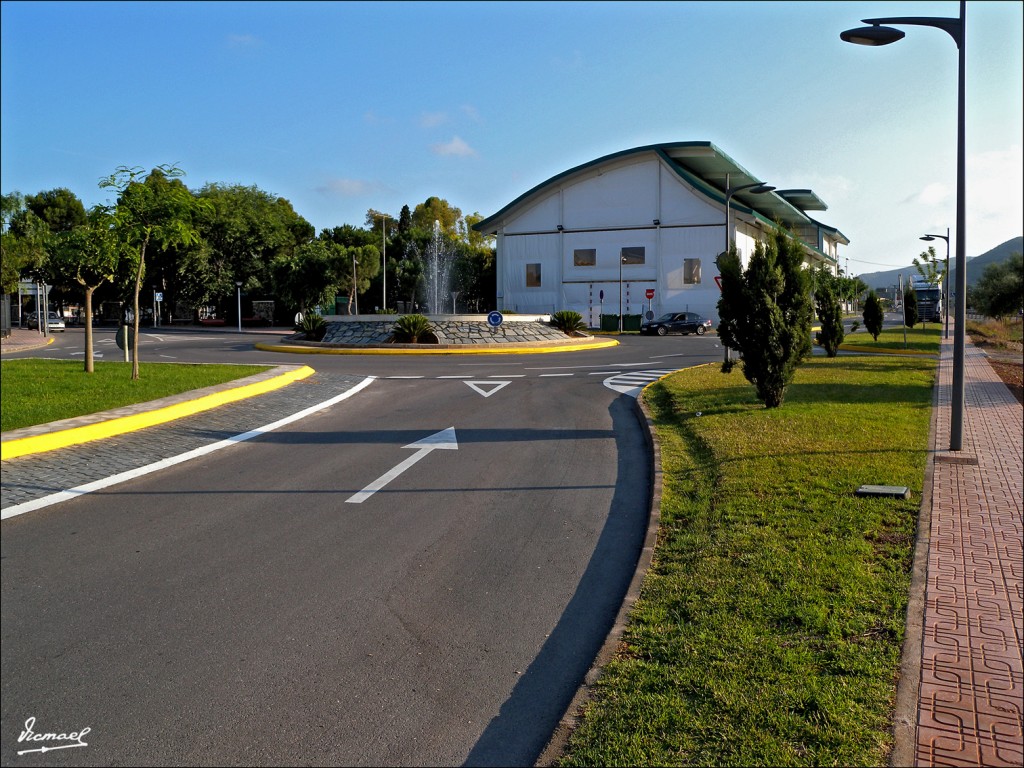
[{"x1": 915, "y1": 338, "x2": 1023, "y2": 766}]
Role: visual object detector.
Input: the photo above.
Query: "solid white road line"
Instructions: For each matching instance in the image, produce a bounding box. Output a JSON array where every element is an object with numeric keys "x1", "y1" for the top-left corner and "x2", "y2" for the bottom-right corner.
[{"x1": 1, "y1": 376, "x2": 377, "y2": 520}]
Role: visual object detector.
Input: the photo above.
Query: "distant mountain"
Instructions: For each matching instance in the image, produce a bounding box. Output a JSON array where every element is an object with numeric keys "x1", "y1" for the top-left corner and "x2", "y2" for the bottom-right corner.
[{"x1": 856, "y1": 236, "x2": 1023, "y2": 291}]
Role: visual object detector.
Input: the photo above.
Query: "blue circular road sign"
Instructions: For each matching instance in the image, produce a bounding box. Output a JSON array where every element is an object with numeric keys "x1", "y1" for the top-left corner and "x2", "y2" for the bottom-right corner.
[{"x1": 487, "y1": 311, "x2": 503, "y2": 328}]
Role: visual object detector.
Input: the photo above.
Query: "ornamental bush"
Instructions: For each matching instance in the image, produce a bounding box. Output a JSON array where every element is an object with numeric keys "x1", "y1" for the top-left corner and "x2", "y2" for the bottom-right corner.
[
  {"x1": 297, "y1": 312, "x2": 326, "y2": 341},
  {"x1": 551, "y1": 310, "x2": 586, "y2": 335},
  {"x1": 392, "y1": 313, "x2": 434, "y2": 343}
]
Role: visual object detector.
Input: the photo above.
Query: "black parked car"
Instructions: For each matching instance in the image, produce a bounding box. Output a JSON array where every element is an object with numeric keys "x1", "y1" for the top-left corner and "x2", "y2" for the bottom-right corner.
[{"x1": 640, "y1": 312, "x2": 712, "y2": 336}]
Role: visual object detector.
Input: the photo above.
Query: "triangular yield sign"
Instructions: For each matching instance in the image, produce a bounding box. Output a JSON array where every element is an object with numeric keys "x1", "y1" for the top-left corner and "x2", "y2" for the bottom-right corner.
[{"x1": 464, "y1": 380, "x2": 511, "y2": 398}]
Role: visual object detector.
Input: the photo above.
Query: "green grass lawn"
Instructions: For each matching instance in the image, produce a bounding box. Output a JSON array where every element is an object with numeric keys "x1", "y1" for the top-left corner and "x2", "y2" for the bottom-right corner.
[
  {"x1": 841, "y1": 324, "x2": 942, "y2": 354},
  {"x1": 559, "y1": 354, "x2": 936, "y2": 767},
  {"x1": 1, "y1": 359, "x2": 271, "y2": 432}
]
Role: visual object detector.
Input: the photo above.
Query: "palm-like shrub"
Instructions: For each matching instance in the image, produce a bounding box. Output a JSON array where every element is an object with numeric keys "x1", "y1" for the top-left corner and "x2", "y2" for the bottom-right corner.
[
  {"x1": 297, "y1": 312, "x2": 326, "y2": 341},
  {"x1": 392, "y1": 314, "x2": 434, "y2": 343},
  {"x1": 551, "y1": 310, "x2": 586, "y2": 335}
]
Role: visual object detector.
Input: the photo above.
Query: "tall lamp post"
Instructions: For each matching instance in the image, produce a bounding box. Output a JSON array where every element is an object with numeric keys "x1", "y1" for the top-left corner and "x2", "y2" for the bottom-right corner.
[
  {"x1": 376, "y1": 212, "x2": 391, "y2": 313},
  {"x1": 841, "y1": 0, "x2": 966, "y2": 451},
  {"x1": 921, "y1": 228, "x2": 950, "y2": 339},
  {"x1": 235, "y1": 281, "x2": 243, "y2": 334},
  {"x1": 618, "y1": 254, "x2": 626, "y2": 334},
  {"x1": 351, "y1": 257, "x2": 360, "y2": 316},
  {"x1": 719, "y1": 173, "x2": 775, "y2": 363}
]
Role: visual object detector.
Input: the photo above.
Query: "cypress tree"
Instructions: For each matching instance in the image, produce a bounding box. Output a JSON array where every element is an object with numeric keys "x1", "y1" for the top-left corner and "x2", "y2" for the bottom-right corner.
[
  {"x1": 815, "y1": 280, "x2": 845, "y2": 357},
  {"x1": 716, "y1": 225, "x2": 813, "y2": 408},
  {"x1": 863, "y1": 290, "x2": 884, "y2": 340}
]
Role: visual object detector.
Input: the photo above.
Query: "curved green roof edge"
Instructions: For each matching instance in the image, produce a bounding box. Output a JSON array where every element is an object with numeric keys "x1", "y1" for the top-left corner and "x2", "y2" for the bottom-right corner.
[{"x1": 473, "y1": 141, "x2": 840, "y2": 265}]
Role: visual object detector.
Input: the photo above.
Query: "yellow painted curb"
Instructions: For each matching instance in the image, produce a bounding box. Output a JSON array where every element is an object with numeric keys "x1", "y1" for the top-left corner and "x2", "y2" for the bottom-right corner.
[
  {"x1": 254, "y1": 340, "x2": 620, "y2": 355},
  {"x1": 1, "y1": 365, "x2": 315, "y2": 460}
]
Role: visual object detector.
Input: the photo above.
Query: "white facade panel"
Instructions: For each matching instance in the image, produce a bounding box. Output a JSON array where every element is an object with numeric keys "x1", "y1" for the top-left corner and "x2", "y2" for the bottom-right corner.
[
  {"x1": 563, "y1": 161, "x2": 658, "y2": 229},
  {"x1": 504, "y1": 192, "x2": 561, "y2": 234},
  {"x1": 660, "y1": 168, "x2": 725, "y2": 226},
  {"x1": 501, "y1": 233, "x2": 561, "y2": 313}
]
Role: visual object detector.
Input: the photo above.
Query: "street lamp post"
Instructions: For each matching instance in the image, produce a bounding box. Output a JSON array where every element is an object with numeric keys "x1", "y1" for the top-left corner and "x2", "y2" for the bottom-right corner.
[
  {"x1": 921, "y1": 228, "x2": 950, "y2": 339},
  {"x1": 377, "y1": 213, "x2": 391, "y2": 313},
  {"x1": 351, "y1": 257, "x2": 359, "y2": 316},
  {"x1": 618, "y1": 254, "x2": 626, "y2": 333},
  {"x1": 720, "y1": 173, "x2": 776, "y2": 363},
  {"x1": 842, "y1": 0, "x2": 966, "y2": 451},
  {"x1": 236, "y1": 281, "x2": 243, "y2": 333}
]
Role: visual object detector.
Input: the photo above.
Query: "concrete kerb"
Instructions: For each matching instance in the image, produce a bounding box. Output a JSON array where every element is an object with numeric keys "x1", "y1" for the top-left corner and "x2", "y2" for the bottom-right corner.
[
  {"x1": 535, "y1": 377, "x2": 668, "y2": 767},
  {"x1": 0, "y1": 364, "x2": 315, "y2": 460}
]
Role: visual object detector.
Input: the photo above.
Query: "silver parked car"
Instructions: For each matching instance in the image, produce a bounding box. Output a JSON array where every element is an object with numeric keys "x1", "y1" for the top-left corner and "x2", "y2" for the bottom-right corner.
[{"x1": 26, "y1": 311, "x2": 66, "y2": 332}]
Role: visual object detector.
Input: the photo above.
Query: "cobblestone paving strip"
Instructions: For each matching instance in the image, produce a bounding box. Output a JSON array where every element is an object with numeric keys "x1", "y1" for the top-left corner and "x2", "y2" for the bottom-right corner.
[
  {"x1": 916, "y1": 342, "x2": 1024, "y2": 767},
  {"x1": 1, "y1": 373, "x2": 369, "y2": 512}
]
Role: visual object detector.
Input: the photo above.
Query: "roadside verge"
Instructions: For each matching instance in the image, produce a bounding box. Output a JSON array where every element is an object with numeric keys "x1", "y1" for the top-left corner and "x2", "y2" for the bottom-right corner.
[{"x1": 1, "y1": 365, "x2": 314, "y2": 460}]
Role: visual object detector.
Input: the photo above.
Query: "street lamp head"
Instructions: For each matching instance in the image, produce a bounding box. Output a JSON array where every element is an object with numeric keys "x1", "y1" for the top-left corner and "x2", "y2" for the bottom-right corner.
[
  {"x1": 920, "y1": 235, "x2": 936, "y2": 242},
  {"x1": 749, "y1": 184, "x2": 776, "y2": 195},
  {"x1": 840, "y1": 24, "x2": 906, "y2": 46},
  {"x1": 236, "y1": 281, "x2": 242, "y2": 287}
]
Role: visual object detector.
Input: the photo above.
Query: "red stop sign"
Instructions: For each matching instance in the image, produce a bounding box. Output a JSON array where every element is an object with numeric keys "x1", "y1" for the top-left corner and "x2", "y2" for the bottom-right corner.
[{"x1": 645, "y1": 288, "x2": 655, "y2": 299}]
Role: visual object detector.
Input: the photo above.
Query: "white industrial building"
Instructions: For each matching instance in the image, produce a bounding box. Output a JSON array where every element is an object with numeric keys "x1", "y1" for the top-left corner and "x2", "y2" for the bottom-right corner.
[{"x1": 473, "y1": 141, "x2": 849, "y2": 328}]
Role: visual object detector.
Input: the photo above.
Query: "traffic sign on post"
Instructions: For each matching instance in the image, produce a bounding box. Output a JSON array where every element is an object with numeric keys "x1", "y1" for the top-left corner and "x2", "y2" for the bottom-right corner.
[
  {"x1": 487, "y1": 311, "x2": 503, "y2": 329},
  {"x1": 645, "y1": 288, "x2": 655, "y2": 299}
]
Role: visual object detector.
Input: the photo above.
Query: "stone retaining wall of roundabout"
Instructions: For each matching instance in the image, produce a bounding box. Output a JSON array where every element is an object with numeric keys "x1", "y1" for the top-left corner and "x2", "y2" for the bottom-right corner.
[{"x1": 267, "y1": 316, "x2": 615, "y2": 353}]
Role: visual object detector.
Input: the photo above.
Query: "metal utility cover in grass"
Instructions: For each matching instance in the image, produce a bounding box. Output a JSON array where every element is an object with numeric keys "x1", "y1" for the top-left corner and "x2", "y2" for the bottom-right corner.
[{"x1": 855, "y1": 485, "x2": 911, "y2": 499}]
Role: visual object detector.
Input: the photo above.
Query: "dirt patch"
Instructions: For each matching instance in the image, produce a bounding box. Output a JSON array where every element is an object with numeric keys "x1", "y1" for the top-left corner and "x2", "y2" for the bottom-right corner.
[{"x1": 969, "y1": 334, "x2": 1023, "y2": 405}]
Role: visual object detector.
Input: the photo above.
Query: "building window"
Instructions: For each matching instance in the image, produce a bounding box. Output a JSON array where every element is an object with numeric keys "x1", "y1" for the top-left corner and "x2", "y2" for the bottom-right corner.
[
  {"x1": 526, "y1": 263, "x2": 542, "y2": 287},
  {"x1": 621, "y1": 246, "x2": 645, "y2": 265},
  {"x1": 573, "y1": 249, "x2": 596, "y2": 267},
  {"x1": 684, "y1": 258, "x2": 701, "y2": 284}
]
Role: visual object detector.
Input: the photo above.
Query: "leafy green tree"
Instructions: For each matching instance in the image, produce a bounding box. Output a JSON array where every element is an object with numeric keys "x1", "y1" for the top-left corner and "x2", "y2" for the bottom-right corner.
[
  {"x1": 863, "y1": 290, "x2": 885, "y2": 341},
  {"x1": 913, "y1": 244, "x2": 945, "y2": 287},
  {"x1": 716, "y1": 225, "x2": 813, "y2": 407},
  {"x1": 271, "y1": 239, "x2": 343, "y2": 315},
  {"x1": 51, "y1": 207, "x2": 132, "y2": 371},
  {"x1": 814, "y1": 278, "x2": 845, "y2": 357},
  {"x1": 25, "y1": 188, "x2": 86, "y2": 234},
  {"x1": 192, "y1": 184, "x2": 314, "y2": 316},
  {"x1": 903, "y1": 288, "x2": 919, "y2": 328},
  {"x1": 411, "y1": 196, "x2": 461, "y2": 237},
  {"x1": 971, "y1": 252, "x2": 1023, "y2": 320},
  {"x1": 100, "y1": 165, "x2": 207, "y2": 380},
  {"x1": 3, "y1": 207, "x2": 52, "y2": 299},
  {"x1": 1, "y1": 193, "x2": 50, "y2": 294}
]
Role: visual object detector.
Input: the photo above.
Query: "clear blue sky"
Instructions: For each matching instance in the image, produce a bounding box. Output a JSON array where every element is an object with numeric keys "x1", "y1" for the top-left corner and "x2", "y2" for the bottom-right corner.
[{"x1": 2, "y1": 1, "x2": 1021, "y2": 274}]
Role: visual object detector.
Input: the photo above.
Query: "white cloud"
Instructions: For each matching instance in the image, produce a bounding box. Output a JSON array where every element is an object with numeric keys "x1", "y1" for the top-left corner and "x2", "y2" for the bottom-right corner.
[
  {"x1": 461, "y1": 105, "x2": 483, "y2": 123},
  {"x1": 917, "y1": 182, "x2": 952, "y2": 207},
  {"x1": 317, "y1": 178, "x2": 375, "y2": 197},
  {"x1": 431, "y1": 136, "x2": 477, "y2": 157},
  {"x1": 419, "y1": 111, "x2": 448, "y2": 128},
  {"x1": 227, "y1": 33, "x2": 260, "y2": 49},
  {"x1": 966, "y1": 144, "x2": 1024, "y2": 248}
]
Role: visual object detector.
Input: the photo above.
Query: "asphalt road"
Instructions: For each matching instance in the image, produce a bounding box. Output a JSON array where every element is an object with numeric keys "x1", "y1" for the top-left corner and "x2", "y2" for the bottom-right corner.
[{"x1": 1, "y1": 329, "x2": 723, "y2": 766}]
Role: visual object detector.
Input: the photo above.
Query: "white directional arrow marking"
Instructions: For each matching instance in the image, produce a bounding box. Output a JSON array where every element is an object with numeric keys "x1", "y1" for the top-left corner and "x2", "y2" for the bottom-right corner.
[
  {"x1": 464, "y1": 380, "x2": 511, "y2": 398},
  {"x1": 345, "y1": 427, "x2": 459, "y2": 504}
]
